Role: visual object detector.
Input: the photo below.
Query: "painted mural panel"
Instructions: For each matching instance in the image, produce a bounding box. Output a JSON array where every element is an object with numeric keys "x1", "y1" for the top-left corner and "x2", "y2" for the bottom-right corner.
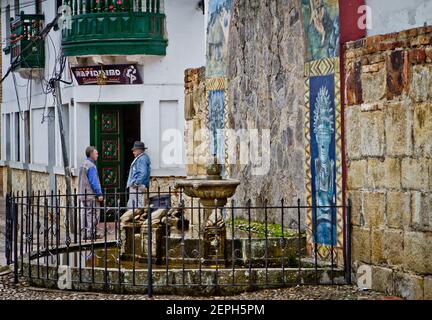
[
  {"x1": 309, "y1": 75, "x2": 337, "y2": 246},
  {"x1": 206, "y1": 0, "x2": 232, "y2": 78},
  {"x1": 208, "y1": 89, "x2": 225, "y2": 163},
  {"x1": 301, "y1": 0, "x2": 340, "y2": 61}
]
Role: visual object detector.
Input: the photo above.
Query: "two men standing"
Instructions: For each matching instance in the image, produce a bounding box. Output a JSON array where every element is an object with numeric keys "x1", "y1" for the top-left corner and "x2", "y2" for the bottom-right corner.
[{"x1": 78, "y1": 142, "x2": 151, "y2": 239}]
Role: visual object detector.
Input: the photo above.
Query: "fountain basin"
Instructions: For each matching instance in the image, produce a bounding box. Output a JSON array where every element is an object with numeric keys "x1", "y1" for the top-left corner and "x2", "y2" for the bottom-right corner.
[{"x1": 175, "y1": 178, "x2": 240, "y2": 207}]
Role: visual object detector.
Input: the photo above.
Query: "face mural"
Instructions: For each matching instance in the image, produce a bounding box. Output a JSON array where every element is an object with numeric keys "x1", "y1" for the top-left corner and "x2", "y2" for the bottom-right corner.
[
  {"x1": 310, "y1": 77, "x2": 337, "y2": 246},
  {"x1": 301, "y1": 0, "x2": 340, "y2": 61},
  {"x1": 302, "y1": 0, "x2": 342, "y2": 259},
  {"x1": 206, "y1": 0, "x2": 232, "y2": 78}
]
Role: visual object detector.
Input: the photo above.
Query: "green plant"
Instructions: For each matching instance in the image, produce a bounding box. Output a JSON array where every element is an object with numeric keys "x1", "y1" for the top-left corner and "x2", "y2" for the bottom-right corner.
[{"x1": 229, "y1": 218, "x2": 301, "y2": 238}]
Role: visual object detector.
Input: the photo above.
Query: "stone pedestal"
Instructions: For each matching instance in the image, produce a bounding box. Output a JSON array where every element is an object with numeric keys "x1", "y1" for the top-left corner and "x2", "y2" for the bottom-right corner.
[
  {"x1": 120, "y1": 222, "x2": 141, "y2": 258},
  {"x1": 140, "y1": 224, "x2": 165, "y2": 264},
  {"x1": 203, "y1": 225, "x2": 226, "y2": 266},
  {"x1": 175, "y1": 156, "x2": 240, "y2": 268}
]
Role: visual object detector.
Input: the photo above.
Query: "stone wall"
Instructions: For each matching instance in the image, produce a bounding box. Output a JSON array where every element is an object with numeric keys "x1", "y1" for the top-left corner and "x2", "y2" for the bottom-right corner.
[
  {"x1": 344, "y1": 26, "x2": 432, "y2": 299},
  {"x1": 226, "y1": 0, "x2": 306, "y2": 224},
  {"x1": 184, "y1": 67, "x2": 212, "y2": 177}
]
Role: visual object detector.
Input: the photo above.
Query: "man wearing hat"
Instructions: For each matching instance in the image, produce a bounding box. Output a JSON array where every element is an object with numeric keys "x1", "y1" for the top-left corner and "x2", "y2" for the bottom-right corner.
[{"x1": 126, "y1": 141, "x2": 151, "y2": 208}]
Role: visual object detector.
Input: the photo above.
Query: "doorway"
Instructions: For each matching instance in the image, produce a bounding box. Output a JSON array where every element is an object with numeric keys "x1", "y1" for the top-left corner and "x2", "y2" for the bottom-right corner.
[{"x1": 90, "y1": 104, "x2": 141, "y2": 212}]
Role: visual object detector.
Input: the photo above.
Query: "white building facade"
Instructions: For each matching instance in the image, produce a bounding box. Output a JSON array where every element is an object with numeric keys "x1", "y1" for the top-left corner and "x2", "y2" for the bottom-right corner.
[{"x1": 0, "y1": 0, "x2": 205, "y2": 196}]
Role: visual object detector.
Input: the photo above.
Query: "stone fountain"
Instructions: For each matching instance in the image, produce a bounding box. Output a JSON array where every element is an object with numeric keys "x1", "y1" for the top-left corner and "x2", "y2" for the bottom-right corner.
[{"x1": 175, "y1": 156, "x2": 240, "y2": 266}]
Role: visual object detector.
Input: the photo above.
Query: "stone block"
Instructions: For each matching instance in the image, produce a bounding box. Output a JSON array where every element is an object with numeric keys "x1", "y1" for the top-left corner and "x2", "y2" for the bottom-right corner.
[
  {"x1": 393, "y1": 272, "x2": 424, "y2": 300},
  {"x1": 410, "y1": 65, "x2": 432, "y2": 102},
  {"x1": 409, "y1": 48, "x2": 427, "y2": 64},
  {"x1": 403, "y1": 231, "x2": 432, "y2": 275},
  {"x1": 362, "y1": 63, "x2": 382, "y2": 73},
  {"x1": 426, "y1": 48, "x2": 432, "y2": 63},
  {"x1": 369, "y1": 54, "x2": 385, "y2": 65},
  {"x1": 359, "y1": 110, "x2": 385, "y2": 157},
  {"x1": 367, "y1": 158, "x2": 401, "y2": 190},
  {"x1": 351, "y1": 226, "x2": 371, "y2": 264},
  {"x1": 347, "y1": 190, "x2": 364, "y2": 227},
  {"x1": 418, "y1": 35, "x2": 431, "y2": 45},
  {"x1": 371, "y1": 228, "x2": 403, "y2": 266},
  {"x1": 344, "y1": 106, "x2": 362, "y2": 159},
  {"x1": 386, "y1": 192, "x2": 410, "y2": 229},
  {"x1": 411, "y1": 192, "x2": 432, "y2": 231},
  {"x1": 413, "y1": 103, "x2": 432, "y2": 157},
  {"x1": 386, "y1": 50, "x2": 408, "y2": 99},
  {"x1": 361, "y1": 67, "x2": 386, "y2": 103},
  {"x1": 385, "y1": 104, "x2": 413, "y2": 157},
  {"x1": 425, "y1": 276, "x2": 432, "y2": 300},
  {"x1": 363, "y1": 192, "x2": 386, "y2": 228},
  {"x1": 347, "y1": 160, "x2": 367, "y2": 190},
  {"x1": 382, "y1": 229, "x2": 404, "y2": 266},
  {"x1": 371, "y1": 266, "x2": 394, "y2": 295},
  {"x1": 371, "y1": 229, "x2": 384, "y2": 264},
  {"x1": 401, "y1": 159, "x2": 429, "y2": 191},
  {"x1": 346, "y1": 61, "x2": 363, "y2": 106}
]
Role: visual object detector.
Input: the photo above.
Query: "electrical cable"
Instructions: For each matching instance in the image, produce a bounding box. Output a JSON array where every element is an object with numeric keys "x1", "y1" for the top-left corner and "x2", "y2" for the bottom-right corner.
[
  {"x1": 1, "y1": 13, "x2": 60, "y2": 84},
  {"x1": 11, "y1": 71, "x2": 27, "y2": 120},
  {"x1": 1, "y1": 0, "x2": 50, "y2": 12}
]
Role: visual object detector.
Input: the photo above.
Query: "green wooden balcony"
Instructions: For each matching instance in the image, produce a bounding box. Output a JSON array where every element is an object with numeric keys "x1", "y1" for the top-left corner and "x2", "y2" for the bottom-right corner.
[
  {"x1": 6, "y1": 12, "x2": 45, "y2": 71},
  {"x1": 61, "y1": 0, "x2": 167, "y2": 57}
]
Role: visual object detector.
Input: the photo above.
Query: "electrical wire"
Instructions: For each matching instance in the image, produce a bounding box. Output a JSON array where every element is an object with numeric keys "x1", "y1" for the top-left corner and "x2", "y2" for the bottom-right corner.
[
  {"x1": 11, "y1": 71, "x2": 27, "y2": 120},
  {"x1": 1, "y1": 0, "x2": 50, "y2": 12},
  {"x1": 1, "y1": 13, "x2": 61, "y2": 84}
]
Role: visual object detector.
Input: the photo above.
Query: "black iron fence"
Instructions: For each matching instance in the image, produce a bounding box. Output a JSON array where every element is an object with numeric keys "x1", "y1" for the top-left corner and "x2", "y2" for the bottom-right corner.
[{"x1": 4, "y1": 189, "x2": 352, "y2": 296}]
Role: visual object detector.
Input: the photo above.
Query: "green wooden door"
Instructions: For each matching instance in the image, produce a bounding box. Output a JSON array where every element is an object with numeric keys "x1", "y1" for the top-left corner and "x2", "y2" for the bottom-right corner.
[{"x1": 90, "y1": 105, "x2": 124, "y2": 209}]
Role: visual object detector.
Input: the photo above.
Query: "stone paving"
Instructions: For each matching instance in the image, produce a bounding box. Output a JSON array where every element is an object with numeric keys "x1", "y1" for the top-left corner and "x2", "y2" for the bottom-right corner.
[{"x1": 0, "y1": 270, "x2": 392, "y2": 300}]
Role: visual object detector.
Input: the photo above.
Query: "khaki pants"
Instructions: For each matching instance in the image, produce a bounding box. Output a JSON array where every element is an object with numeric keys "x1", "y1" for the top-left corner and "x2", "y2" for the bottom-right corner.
[
  {"x1": 127, "y1": 185, "x2": 147, "y2": 208},
  {"x1": 80, "y1": 198, "x2": 100, "y2": 239}
]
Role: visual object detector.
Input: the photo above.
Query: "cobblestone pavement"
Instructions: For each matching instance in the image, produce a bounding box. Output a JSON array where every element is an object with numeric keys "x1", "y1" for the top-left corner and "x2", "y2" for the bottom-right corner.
[{"x1": 0, "y1": 271, "x2": 392, "y2": 300}]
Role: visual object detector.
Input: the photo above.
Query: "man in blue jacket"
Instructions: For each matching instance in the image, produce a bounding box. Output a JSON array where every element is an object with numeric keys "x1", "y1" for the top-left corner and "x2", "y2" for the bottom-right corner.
[
  {"x1": 78, "y1": 146, "x2": 103, "y2": 240},
  {"x1": 127, "y1": 141, "x2": 151, "y2": 208}
]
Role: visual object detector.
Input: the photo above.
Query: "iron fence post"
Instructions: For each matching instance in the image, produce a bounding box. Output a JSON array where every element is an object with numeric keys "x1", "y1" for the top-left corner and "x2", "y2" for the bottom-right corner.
[
  {"x1": 5, "y1": 193, "x2": 11, "y2": 265},
  {"x1": 147, "y1": 188, "x2": 153, "y2": 298},
  {"x1": 345, "y1": 198, "x2": 352, "y2": 285},
  {"x1": 13, "y1": 198, "x2": 19, "y2": 284}
]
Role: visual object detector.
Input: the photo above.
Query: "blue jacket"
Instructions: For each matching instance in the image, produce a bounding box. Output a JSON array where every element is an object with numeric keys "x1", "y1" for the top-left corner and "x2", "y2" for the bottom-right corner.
[
  {"x1": 78, "y1": 158, "x2": 102, "y2": 198},
  {"x1": 86, "y1": 158, "x2": 103, "y2": 197},
  {"x1": 127, "y1": 153, "x2": 151, "y2": 188}
]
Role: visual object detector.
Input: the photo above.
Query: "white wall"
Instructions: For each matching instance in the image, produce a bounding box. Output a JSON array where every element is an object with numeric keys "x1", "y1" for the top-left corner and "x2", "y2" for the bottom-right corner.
[
  {"x1": 1, "y1": 0, "x2": 206, "y2": 178},
  {"x1": 31, "y1": 108, "x2": 49, "y2": 165},
  {"x1": 366, "y1": 0, "x2": 432, "y2": 36},
  {"x1": 144, "y1": 0, "x2": 206, "y2": 85}
]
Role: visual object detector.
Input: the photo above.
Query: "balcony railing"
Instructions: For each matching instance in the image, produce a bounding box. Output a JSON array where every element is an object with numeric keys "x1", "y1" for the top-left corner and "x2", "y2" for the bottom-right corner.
[
  {"x1": 61, "y1": 0, "x2": 167, "y2": 57},
  {"x1": 5, "y1": 12, "x2": 45, "y2": 71}
]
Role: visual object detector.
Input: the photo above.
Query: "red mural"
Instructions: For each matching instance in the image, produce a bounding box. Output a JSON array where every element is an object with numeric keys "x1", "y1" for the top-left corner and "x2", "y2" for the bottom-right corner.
[{"x1": 339, "y1": 0, "x2": 367, "y2": 44}]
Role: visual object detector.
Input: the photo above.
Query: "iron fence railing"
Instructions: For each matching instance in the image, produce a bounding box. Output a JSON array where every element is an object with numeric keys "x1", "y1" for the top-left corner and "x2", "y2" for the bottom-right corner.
[
  {"x1": 4, "y1": 189, "x2": 352, "y2": 296},
  {"x1": 64, "y1": 0, "x2": 164, "y2": 15}
]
